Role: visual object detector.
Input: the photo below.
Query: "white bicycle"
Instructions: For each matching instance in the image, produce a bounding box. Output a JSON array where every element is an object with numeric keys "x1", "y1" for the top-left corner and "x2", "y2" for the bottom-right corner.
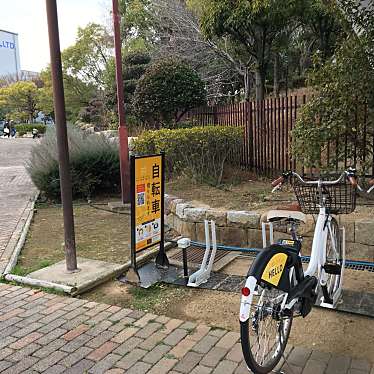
[{"x1": 239, "y1": 168, "x2": 374, "y2": 374}]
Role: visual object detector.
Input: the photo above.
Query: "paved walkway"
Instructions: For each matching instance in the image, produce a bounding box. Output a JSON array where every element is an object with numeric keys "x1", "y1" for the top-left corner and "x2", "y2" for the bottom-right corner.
[
  {"x1": 0, "y1": 139, "x2": 38, "y2": 274},
  {"x1": 0, "y1": 284, "x2": 372, "y2": 374},
  {"x1": 0, "y1": 139, "x2": 373, "y2": 374}
]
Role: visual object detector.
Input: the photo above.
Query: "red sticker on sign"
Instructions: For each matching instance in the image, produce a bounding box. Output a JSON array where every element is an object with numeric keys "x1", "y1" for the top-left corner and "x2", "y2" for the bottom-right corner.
[{"x1": 136, "y1": 184, "x2": 145, "y2": 193}]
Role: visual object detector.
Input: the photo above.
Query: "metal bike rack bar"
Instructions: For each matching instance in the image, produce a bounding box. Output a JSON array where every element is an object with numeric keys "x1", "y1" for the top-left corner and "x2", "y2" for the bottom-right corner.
[{"x1": 187, "y1": 220, "x2": 218, "y2": 287}]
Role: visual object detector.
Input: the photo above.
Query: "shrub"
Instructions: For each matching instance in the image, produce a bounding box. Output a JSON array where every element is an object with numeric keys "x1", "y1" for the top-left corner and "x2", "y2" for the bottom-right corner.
[
  {"x1": 133, "y1": 58, "x2": 206, "y2": 127},
  {"x1": 164, "y1": 121, "x2": 196, "y2": 130},
  {"x1": 133, "y1": 126, "x2": 243, "y2": 185},
  {"x1": 16, "y1": 124, "x2": 46, "y2": 137},
  {"x1": 27, "y1": 126, "x2": 120, "y2": 200}
]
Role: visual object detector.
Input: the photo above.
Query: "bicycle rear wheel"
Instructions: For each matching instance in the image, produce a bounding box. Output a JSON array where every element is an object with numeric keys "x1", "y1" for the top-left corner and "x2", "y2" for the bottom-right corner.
[
  {"x1": 240, "y1": 284, "x2": 293, "y2": 374},
  {"x1": 321, "y1": 217, "x2": 343, "y2": 304}
]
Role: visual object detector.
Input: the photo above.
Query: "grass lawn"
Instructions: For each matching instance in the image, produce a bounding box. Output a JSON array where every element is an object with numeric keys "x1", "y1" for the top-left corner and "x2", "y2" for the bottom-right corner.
[
  {"x1": 15, "y1": 173, "x2": 292, "y2": 275},
  {"x1": 14, "y1": 201, "x2": 131, "y2": 276}
]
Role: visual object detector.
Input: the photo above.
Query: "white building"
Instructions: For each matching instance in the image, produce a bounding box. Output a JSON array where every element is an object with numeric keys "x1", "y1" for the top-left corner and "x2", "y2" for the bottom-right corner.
[{"x1": 0, "y1": 29, "x2": 21, "y2": 78}]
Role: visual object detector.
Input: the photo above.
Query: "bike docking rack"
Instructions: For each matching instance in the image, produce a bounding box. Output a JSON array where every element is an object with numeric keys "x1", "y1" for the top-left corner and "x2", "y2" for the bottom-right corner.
[
  {"x1": 122, "y1": 205, "x2": 374, "y2": 318},
  {"x1": 152, "y1": 217, "x2": 374, "y2": 318}
]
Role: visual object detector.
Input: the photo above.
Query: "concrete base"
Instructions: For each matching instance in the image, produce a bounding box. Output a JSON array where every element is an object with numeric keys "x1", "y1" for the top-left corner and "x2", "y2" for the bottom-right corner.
[
  {"x1": 108, "y1": 201, "x2": 131, "y2": 212},
  {"x1": 27, "y1": 257, "x2": 125, "y2": 295}
]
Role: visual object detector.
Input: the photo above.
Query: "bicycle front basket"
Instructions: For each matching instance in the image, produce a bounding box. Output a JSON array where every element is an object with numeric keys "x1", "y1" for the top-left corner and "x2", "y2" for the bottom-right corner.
[{"x1": 292, "y1": 179, "x2": 357, "y2": 215}]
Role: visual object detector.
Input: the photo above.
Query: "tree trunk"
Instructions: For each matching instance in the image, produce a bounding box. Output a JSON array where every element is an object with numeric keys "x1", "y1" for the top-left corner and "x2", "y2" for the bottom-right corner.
[
  {"x1": 244, "y1": 68, "x2": 251, "y2": 101},
  {"x1": 285, "y1": 63, "x2": 289, "y2": 97},
  {"x1": 273, "y1": 53, "x2": 280, "y2": 98},
  {"x1": 255, "y1": 67, "x2": 265, "y2": 101}
]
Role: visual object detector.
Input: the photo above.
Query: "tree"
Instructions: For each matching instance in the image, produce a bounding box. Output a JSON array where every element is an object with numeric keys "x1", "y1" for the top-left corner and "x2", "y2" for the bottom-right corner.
[
  {"x1": 0, "y1": 81, "x2": 39, "y2": 123},
  {"x1": 103, "y1": 51, "x2": 151, "y2": 113},
  {"x1": 42, "y1": 23, "x2": 113, "y2": 123},
  {"x1": 293, "y1": 2, "x2": 374, "y2": 172},
  {"x1": 119, "y1": 0, "x2": 155, "y2": 49},
  {"x1": 152, "y1": 0, "x2": 244, "y2": 102},
  {"x1": 38, "y1": 66, "x2": 96, "y2": 122},
  {"x1": 133, "y1": 58, "x2": 206, "y2": 126},
  {"x1": 200, "y1": 0, "x2": 305, "y2": 100},
  {"x1": 300, "y1": 0, "x2": 343, "y2": 61},
  {"x1": 123, "y1": 52, "x2": 151, "y2": 105},
  {"x1": 78, "y1": 98, "x2": 105, "y2": 127},
  {"x1": 62, "y1": 23, "x2": 112, "y2": 87},
  {"x1": 117, "y1": 0, "x2": 249, "y2": 102},
  {"x1": 37, "y1": 69, "x2": 54, "y2": 119}
]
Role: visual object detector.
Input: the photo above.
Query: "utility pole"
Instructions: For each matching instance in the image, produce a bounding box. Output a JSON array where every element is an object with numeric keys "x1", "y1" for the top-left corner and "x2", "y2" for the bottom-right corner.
[
  {"x1": 112, "y1": 0, "x2": 130, "y2": 203},
  {"x1": 46, "y1": 0, "x2": 78, "y2": 272}
]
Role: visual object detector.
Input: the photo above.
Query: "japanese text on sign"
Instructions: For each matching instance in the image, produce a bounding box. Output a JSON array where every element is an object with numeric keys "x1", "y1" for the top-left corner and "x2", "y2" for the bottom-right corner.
[{"x1": 134, "y1": 155, "x2": 163, "y2": 252}]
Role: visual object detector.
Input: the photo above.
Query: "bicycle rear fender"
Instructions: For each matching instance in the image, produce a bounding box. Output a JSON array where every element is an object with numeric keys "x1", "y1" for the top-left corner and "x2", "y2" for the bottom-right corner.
[
  {"x1": 240, "y1": 244, "x2": 303, "y2": 322},
  {"x1": 239, "y1": 276, "x2": 257, "y2": 322},
  {"x1": 248, "y1": 244, "x2": 303, "y2": 293}
]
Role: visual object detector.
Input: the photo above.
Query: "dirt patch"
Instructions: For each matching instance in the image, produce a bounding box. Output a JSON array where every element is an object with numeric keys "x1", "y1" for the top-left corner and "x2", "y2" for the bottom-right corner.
[
  {"x1": 166, "y1": 174, "x2": 295, "y2": 212},
  {"x1": 82, "y1": 280, "x2": 191, "y2": 314},
  {"x1": 166, "y1": 175, "x2": 374, "y2": 219},
  {"x1": 16, "y1": 201, "x2": 131, "y2": 275}
]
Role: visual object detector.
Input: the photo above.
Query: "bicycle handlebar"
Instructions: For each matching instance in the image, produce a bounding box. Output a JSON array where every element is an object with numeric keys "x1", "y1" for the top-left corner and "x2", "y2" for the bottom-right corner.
[
  {"x1": 271, "y1": 169, "x2": 374, "y2": 194},
  {"x1": 272, "y1": 170, "x2": 348, "y2": 187}
]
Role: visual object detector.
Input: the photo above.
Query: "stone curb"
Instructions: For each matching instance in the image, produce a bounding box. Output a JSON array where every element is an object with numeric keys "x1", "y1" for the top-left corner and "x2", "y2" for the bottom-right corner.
[{"x1": 0, "y1": 191, "x2": 39, "y2": 276}]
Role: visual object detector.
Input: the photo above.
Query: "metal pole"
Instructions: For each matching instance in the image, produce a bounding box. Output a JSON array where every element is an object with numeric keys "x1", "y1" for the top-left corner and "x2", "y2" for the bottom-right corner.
[
  {"x1": 112, "y1": 0, "x2": 130, "y2": 203},
  {"x1": 46, "y1": 0, "x2": 78, "y2": 272}
]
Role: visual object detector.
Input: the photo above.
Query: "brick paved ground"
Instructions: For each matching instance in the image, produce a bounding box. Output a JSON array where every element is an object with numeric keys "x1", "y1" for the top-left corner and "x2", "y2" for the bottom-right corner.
[
  {"x1": 0, "y1": 284, "x2": 372, "y2": 374},
  {"x1": 0, "y1": 139, "x2": 38, "y2": 273}
]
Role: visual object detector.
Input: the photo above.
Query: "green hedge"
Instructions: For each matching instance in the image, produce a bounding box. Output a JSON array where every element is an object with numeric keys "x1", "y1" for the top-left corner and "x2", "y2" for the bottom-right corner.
[
  {"x1": 16, "y1": 124, "x2": 46, "y2": 136},
  {"x1": 27, "y1": 126, "x2": 120, "y2": 200},
  {"x1": 133, "y1": 126, "x2": 243, "y2": 185}
]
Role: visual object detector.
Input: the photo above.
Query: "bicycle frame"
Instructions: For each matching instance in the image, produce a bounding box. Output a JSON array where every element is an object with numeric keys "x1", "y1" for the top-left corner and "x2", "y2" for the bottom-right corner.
[{"x1": 305, "y1": 207, "x2": 329, "y2": 280}]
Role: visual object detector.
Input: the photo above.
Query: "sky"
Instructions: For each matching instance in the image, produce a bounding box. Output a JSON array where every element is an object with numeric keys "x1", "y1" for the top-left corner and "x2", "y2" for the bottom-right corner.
[{"x1": 1, "y1": 0, "x2": 111, "y2": 72}]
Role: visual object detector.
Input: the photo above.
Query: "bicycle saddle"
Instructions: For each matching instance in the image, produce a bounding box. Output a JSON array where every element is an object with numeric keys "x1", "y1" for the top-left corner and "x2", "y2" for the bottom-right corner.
[{"x1": 266, "y1": 209, "x2": 307, "y2": 223}]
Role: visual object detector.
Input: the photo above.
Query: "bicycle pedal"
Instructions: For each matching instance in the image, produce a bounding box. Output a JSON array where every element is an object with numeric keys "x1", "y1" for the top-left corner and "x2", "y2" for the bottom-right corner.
[{"x1": 323, "y1": 263, "x2": 341, "y2": 275}]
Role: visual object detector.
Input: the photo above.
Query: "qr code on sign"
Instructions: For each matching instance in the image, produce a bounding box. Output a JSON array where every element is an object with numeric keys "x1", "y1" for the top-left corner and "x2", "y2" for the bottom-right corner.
[{"x1": 137, "y1": 192, "x2": 145, "y2": 206}]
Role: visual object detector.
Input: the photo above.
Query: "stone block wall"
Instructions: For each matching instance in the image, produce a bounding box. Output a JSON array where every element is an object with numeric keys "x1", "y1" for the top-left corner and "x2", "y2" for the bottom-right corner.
[{"x1": 165, "y1": 194, "x2": 374, "y2": 262}]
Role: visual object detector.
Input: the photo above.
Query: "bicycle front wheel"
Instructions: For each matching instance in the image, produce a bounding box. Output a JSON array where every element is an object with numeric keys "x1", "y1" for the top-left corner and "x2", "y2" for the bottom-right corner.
[{"x1": 240, "y1": 284, "x2": 293, "y2": 374}]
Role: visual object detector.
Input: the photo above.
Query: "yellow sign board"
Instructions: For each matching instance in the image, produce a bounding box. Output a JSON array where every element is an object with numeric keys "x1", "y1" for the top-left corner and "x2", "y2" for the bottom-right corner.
[
  {"x1": 261, "y1": 253, "x2": 288, "y2": 287},
  {"x1": 132, "y1": 154, "x2": 163, "y2": 252}
]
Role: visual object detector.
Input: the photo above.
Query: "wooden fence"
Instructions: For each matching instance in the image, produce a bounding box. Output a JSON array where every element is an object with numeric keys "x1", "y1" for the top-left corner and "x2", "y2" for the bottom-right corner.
[
  {"x1": 185, "y1": 96, "x2": 374, "y2": 177},
  {"x1": 185, "y1": 96, "x2": 306, "y2": 176}
]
